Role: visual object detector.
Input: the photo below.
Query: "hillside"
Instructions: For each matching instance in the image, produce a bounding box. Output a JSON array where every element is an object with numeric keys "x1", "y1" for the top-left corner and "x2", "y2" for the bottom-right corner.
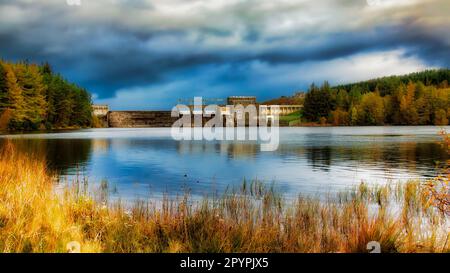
[
  {"x1": 262, "y1": 92, "x2": 305, "y2": 105},
  {"x1": 334, "y1": 69, "x2": 450, "y2": 96},
  {"x1": 301, "y1": 70, "x2": 450, "y2": 126}
]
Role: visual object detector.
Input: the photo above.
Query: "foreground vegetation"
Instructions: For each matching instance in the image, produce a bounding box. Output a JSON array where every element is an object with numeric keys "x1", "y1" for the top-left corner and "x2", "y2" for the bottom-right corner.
[
  {"x1": 0, "y1": 60, "x2": 92, "y2": 131},
  {"x1": 0, "y1": 141, "x2": 448, "y2": 253}
]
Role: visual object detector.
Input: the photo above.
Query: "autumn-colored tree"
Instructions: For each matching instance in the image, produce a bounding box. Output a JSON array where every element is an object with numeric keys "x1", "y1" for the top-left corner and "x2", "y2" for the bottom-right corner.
[
  {"x1": 4, "y1": 64, "x2": 25, "y2": 124},
  {"x1": 350, "y1": 106, "x2": 358, "y2": 125},
  {"x1": 330, "y1": 109, "x2": 349, "y2": 126},
  {"x1": 398, "y1": 82, "x2": 419, "y2": 125},
  {"x1": 434, "y1": 109, "x2": 449, "y2": 125},
  {"x1": 0, "y1": 61, "x2": 8, "y2": 111},
  {"x1": 356, "y1": 92, "x2": 385, "y2": 125},
  {"x1": 15, "y1": 63, "x2": 48, "y2": 125},
  {"x1": 415, "y1": 97, "x2": 431, "y2": 125},
  {"x1": 0, "y1": 108, "x2": 12, "y2": 131}
]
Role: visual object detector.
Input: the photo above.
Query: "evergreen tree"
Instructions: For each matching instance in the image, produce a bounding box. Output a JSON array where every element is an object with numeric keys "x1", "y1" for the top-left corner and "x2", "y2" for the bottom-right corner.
[
  {"x1": 303, "y1": 82, "x2": 333, "y2": 122},
  {"x1": 4, "y1": 64, "x2": 25, "y2": 125},
  {"x1": 336, "y1": 90, "x2": 349, "y2": 109},
  {"x1": 348, "y1": 86, "x2": 362, "y2": 107},
  {"x1": 41, "y1": 62, "x2": 55, "y2": 128},
  {"x1": 14, "y1": 63, "x2": 47, "y2": 128},
  {"x1": 0, "y1": 61, "x2": 8, "y2": 111}
]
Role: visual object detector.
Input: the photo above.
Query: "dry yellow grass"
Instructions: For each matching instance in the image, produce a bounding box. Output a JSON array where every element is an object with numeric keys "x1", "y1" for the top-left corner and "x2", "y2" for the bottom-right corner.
[
  {"x1": 0, "y1": 141, "x2": 449, "y2": 253},
  {"x1": 424, "y1": 131, "x2": 450, "y2": 216}
]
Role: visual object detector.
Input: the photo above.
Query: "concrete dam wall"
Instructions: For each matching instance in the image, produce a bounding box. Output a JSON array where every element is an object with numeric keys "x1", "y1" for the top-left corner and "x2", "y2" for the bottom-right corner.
[
  {"x1": 107, "y1": 111, "x2": 233, "y2": 127},
  {"x1": 107, "y1": 111, "x2": 291, "y2": 128},
  {"x1": 108, "y1": 111, "x2": 178, "y2": 128}
]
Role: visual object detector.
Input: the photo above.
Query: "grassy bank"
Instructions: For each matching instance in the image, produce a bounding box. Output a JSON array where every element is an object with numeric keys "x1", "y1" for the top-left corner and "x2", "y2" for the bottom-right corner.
[{"x1": 0, "y1": 143, "x2": 449, "y2": 253}]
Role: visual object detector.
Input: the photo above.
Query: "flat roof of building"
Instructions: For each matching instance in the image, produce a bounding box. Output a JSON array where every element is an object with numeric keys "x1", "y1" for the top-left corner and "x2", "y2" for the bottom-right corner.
[{"x1": 227, "y1": 96, "x2": 256, "y2": 98}]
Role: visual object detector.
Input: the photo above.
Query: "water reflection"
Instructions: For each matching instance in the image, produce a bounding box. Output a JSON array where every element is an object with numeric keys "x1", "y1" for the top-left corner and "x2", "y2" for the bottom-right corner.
[
  {"x1": 177, "y1": 141, "x2": 259, "y2": 159},
  {"x1": 0, "y1": 138, "x2": 92, "y2": 174},
  {"x1": 0, "y1": 127, "x2": 448, "y2": 200}
]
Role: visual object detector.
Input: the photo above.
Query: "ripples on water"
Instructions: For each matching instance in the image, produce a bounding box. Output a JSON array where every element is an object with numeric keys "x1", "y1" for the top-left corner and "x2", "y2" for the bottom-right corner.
[{"x1": 1, "y1": 126, "x2": 448, "y2": 200}]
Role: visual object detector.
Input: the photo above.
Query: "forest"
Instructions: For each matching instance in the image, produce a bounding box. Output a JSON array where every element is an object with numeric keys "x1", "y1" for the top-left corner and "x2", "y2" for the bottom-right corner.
[
  {"x1": 0, "y1": 60, "x2": 93, "y2": 131},
  {"x1": 303, "y1": 69, "x2": 450, "y2": 126}
]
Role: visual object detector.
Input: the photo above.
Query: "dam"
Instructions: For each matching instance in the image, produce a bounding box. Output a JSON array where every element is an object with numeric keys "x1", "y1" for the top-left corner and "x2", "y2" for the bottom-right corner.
[
  {"x1": 108, "y1": 111, "x2": 177, "y2": 128},
  {"x1": 93, "y1": 96, "x2": 302, "y2": 128}
]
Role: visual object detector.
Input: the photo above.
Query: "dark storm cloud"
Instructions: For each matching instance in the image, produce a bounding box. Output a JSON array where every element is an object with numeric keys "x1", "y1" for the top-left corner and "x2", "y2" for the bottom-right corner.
[
  {"x1": 0, "y1": 0, "x2": 449, "y2": 103},
  {"x1": 256, "y1": 24, "x2": 450, "y2": 65}
]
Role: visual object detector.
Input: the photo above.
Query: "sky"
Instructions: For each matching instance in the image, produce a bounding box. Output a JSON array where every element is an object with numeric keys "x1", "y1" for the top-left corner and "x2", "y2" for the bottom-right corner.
[{"x1": 0, "y1": 0, "x2": 449, "y2": 110}]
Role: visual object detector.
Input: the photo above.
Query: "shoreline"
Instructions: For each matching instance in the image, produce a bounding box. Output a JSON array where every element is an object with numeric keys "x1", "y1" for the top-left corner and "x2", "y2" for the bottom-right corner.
[{"x1": 1, "y1": 124, "x2": 449, "y2": 135}]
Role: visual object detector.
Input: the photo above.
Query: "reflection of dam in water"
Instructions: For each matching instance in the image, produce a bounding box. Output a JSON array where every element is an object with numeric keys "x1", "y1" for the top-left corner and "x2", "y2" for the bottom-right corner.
[{"x1": 177, "y1": 141, "x2": 259, "y2": 159}]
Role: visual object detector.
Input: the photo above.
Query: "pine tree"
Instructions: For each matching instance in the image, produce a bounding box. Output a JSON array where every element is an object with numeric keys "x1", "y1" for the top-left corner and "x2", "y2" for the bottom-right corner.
[
  {"x1": 41, "y1": 62, "x2": 55, "y2": 128},
  {"x1": 0, "y1": 61, "x2": 8, "y2": 111},
  {"x1": 348, "y1": 86, "x2": 362, "y2": 107},
  {"x1": 15, "y1": 63, "x2": 47, "y2": 126},
  {"x1": 336, "y1": 90, "x2": 349, "y2": 109},
  {"x1": 303, "y1": 82, "x2": 333, "y2": 122},
  {"x1": 29, "y1": 64, "x2": 48, "y2": 123},
  {"x1": 4, "y1": 64, "x2": 25, "y2": 123}
]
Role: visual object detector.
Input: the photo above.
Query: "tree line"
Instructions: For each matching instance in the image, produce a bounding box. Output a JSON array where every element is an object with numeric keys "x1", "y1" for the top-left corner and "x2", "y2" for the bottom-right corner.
[
  {"x1": 303, "y1": 70, "x2": 450, "y2": 126},
  {"x1": 335, "y1": 69, "x2": 450, "y2": 96},
  {"x1": 0, "y1": 60, "x2": 93, "y2": 131}
]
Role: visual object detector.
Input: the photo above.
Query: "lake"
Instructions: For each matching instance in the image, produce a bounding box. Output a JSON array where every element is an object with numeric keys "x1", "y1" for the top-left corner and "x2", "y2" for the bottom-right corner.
[{"x1": 1, "y1": 126, "x2": 449, "y2": 200}]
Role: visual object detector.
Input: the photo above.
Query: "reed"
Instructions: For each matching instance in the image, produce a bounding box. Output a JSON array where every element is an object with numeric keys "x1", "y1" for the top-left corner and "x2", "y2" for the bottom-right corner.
[{"x1": 0, "y1": 142, "x2": 448, "y2": 253}]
